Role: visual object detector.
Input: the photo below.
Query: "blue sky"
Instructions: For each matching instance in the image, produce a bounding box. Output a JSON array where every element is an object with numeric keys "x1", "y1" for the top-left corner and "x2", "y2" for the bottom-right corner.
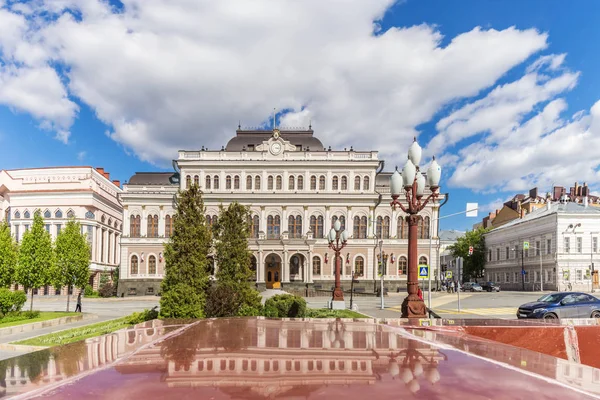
[{"x1": 1, "y1": 0, "x2": 600, "y2": 232}]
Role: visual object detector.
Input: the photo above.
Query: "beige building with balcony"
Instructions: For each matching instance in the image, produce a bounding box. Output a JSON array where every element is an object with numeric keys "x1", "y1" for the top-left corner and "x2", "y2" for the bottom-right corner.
[
  {"x1": 0, "y1": 167, "x2": 123, "y2": 292},
  {"x1": 118, "y1": 127, "x2": 442, "y2": 296}
]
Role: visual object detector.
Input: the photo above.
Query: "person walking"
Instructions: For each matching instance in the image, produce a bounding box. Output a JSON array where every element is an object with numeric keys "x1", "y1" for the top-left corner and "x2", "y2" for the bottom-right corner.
[
  {"x1": 417, "y1": 286, "x2": 424, "y2": 301},
  {"x1": 75, "y1": 291, "x2": 82, "y2": 313}
]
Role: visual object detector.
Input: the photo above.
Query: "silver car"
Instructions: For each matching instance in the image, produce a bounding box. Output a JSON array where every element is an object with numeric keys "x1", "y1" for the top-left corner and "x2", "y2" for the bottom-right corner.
[{"x1": 462, "y1": 282, "x2": 483, "y2": 292}]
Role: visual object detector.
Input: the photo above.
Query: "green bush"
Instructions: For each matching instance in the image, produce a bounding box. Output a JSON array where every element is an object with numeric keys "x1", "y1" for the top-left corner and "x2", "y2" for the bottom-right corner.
[
  {"x1": 0, "y1": 289, "x2": 27, "y2": 316},
  {"x1": 127, "y1": 308, "x2": 159, "y2": 325},
  {"x1": 237, "y1": 304, "x2": 262, "y2": 317},
  {"x1": 22, "y1": 310, "x2": 40, "y2": 319},
  {"x1": 205, "y1": 285, "x2": 242, "y2": 318},
  {"x1": 84, "y1": 285, "x2": 95, "y2": 296},
  {"x1": 98, "y1": 283, "x2": 114, "y2": 298},
  {"x1": 263, "y1": 294, "x2": 307, "y2": 318},
  {"x1": 159, "y1": 283, "x2": 205, "y2": 319}
]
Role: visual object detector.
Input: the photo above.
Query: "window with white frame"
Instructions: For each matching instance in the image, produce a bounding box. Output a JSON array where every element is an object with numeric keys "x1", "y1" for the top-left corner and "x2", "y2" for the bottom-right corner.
[
  {"x1": 496, "y1": 248, "x2": 500, "y2": 261},
  {"x1": 536, "y1": 241, "x2": 541, "y2": 256},
  {"x1": 514, "y1": 271, "x2": 519, "y2": 283},
  {"x1": 564, "y1": 237, "x2": 570, "y2": 253},
  {"x1": 547, "y1": 238, "x2": 552, "y2": 254},
  {"x1": 525, "y1": 271, "x2": 530, "y2": 283},
  {"x1": 594, "y1": 237, "x2": 598, "y2": 253},
  {"x1": 534, "y1": 271, "x2": 539, "y2": 282},
  {"x1": 541, "y1": 239, "x2": 546, "y2": 255},
  {"x1": 505, "y1": 272, "x2": 509, "y2": 283},
  {"x1": 576, "y1": 269, "x2": 583, "y2": 281},
  {"x1": 577, "y1": 237, "x2": 582, "y2": 253},
  {"x1": 505, "y1": 247, "x2": 509, "y2": 259}
]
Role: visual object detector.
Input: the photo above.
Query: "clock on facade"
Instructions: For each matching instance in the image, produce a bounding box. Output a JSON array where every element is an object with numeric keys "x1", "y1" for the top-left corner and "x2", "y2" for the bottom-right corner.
[{"x1": 270, "y1": 142, "x2": 282, "y2": 155}]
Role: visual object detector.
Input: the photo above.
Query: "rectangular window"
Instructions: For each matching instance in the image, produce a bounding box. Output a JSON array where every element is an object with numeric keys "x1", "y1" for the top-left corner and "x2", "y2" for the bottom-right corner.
[
  {"x1": 514, "y1": 271, "x2": 519, "y2": 283},
  {"x1": 496, "y1": 248, "x2": 500, "y2": 261},
  {"x1": 524, "y1": 248, "x2": 529, "y2": 258},
  {"x1": 24, "y1": 224, "x2": 29, "y2": 232},
  {"x1": 45, "y1": 224, "x2": 51, "y2": 233},
  {"x1": 547, "y1": 239, "x2": 552, "y2": 254},
  {"x1": 14, "y1": 225, "x2": 19, "y2": 243},
  {"x1": 594, "y1": 237, "x2": 598, "y2": 253},
  {"x1": 247, "y1": 145, "x2": 254, "y2": 151},
  {"x1": 541, "y1": 239, "x2": 546, "y2": 255},
  {"x1": 534, "y1": 271, "x2": 539, "y2": 282},
  {"x1": 564, "y1": 237, "x2": 570, "y2": 253},
  {"x1": 536, "y1": 241, "x2": 540, "y2": 256},
  {"x1": 505, "y1": 272, "x2": 509, "y2": 283},
  {"x1": 56, "y1": 224, "x2": 62, "y2": 235},
  {"x1": 576, "y1": 269, "x2": 583, "y2": 281},
  {"x1": 577, "y1": 237, "x2": 582, "y2": 253},
  {"x1": 525, "y1": 271, "x2": 530, "y2": 283},
  {"x1": 505, "y1": 247, "x2": 509, "y2": 259}
]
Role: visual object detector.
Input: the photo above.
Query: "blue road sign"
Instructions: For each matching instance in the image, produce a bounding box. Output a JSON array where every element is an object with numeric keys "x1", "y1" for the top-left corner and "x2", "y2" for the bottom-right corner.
[{"x1": 418, "y1": 264, "x2": 429, "y2": 279}]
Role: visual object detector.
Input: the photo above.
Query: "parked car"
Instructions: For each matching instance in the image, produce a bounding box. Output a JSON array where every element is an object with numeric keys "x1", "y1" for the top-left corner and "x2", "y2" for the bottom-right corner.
[
  {"x1": 461, "y1": 282, "x2": 483, "y2": 292},
  {"x1": 517, "y1": 292, "x2": 600, "y2": 320},
  {"x1": 480, "y1": 282, "x2": 501, "y2": 292}
]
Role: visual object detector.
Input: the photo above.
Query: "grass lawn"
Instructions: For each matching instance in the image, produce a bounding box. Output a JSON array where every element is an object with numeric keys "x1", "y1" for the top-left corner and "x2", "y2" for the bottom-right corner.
[
  {"x1": 13, "y1": 317, "x2": 131, "y2": 347},
  {"x1": 0, "y1": 312, "x2": 79, "y2": 329},
  {"x1": 306, "y1": 309, "x2": 369, "y2": 318}
]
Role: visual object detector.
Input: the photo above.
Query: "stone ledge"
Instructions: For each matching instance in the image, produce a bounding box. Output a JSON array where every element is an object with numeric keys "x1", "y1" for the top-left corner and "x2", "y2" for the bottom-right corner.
[
  {"x1": 0, "y1": 313, "x2": 96, "y2": 337},
  {"x1": 0, "y1": 343, "x2": 48, "y2": 351}
]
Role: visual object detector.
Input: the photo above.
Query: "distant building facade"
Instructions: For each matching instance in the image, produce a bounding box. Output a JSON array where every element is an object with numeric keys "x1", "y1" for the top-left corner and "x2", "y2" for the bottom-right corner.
[
  {"x1": 484, "y1": 201, "x2": 600, "y2": 292},
  {"x1": 438, "y1": 230, "x2": 465, "y2": 281},
  {"x1": 118, "y1": 127, "x2": 443, "y2": 296},
  {"x1": 0, "y1": 167, "x2": 123, "y2": 292}
]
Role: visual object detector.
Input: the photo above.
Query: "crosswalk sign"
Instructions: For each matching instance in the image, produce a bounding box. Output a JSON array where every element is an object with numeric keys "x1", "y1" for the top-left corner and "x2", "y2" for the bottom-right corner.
[{"x1": 418, "y1": 264, "x2": 429, "y2": 280}]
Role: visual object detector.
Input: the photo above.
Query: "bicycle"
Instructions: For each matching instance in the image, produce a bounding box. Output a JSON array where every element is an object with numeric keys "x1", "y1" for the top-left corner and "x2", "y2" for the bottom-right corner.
[
  {"x1": 564, "y1": 282, "x2": 572, "y2": 292},
  {"x1": 533, "y1": 282, "x2": 541, "y2": 291}
]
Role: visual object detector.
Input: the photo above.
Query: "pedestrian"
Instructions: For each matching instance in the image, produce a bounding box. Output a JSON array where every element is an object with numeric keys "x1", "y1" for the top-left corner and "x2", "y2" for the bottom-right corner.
[
  {"x1": 75, "y1": 291, "x2": 82, "y2": 313},
  {"x1": 417, "y1": 286, "x2": 423, "y2": 301}
]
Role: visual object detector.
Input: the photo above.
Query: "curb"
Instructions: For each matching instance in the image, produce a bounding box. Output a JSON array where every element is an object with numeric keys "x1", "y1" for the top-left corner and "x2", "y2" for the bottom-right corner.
[
  {"x1": 0, "y1": 313, "x2": 96, "y2": 338},
  {"x1": 0, "y1": 343, "x2": 48, "y2": 351}
]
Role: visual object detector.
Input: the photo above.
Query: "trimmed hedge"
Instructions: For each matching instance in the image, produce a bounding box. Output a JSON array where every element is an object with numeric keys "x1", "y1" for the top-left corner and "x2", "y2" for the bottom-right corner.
[
  {"x1": 263, "y1": 294, "x2": 307, "y2": 318},
  {"x1": 0, "y1": 289, "x2": 27, "y2": 316}
]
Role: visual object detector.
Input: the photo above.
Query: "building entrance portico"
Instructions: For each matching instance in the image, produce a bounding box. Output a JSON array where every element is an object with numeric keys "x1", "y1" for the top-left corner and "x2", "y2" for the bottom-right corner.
[{"x1": 265, "y1": 253, "x2": 282, "y2": 289}]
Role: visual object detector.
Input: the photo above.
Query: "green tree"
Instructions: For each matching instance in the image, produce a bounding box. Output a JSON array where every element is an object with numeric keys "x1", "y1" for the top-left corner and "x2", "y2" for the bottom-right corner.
[
  {"x1": 54, "y1": 219, "x2": 91, "y2": 311},
  {"x1": 210, "y1": 202, "x2": 261, "y2": 316},
  {"x1": 447, "y1": 227, "x2": 488, "y2": 282},
  {"x1": 0, "y1": 221, "x2": 18, "y2": 288},
  {"x1": 160, "y1": 184, "x2": 212, "y2": 318},
  {"x1": 16, "y1": 213, "x2": 54, "y2": 311}
]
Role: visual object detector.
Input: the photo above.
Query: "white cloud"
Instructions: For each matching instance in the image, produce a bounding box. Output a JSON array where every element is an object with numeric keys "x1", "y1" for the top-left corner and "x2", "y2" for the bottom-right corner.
[
  {"x1": 77, "y1": 151, "x2": 86, "y2": 161},
  {"x1": 0, "y1": 0, "x2": 549, "y2": 165}
]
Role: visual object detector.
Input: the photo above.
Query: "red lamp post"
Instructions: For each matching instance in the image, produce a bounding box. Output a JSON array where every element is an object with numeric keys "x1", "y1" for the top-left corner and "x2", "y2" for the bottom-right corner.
[
  {"x1": 390, "y1": 138, "x2": 442, "y2": 318},
  {"x1": 328, "y1": 219, "x2": 348, "y2": 309}
]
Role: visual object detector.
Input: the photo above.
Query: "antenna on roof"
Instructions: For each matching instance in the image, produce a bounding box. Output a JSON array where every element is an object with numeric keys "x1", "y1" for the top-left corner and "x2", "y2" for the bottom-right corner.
[
  {"x1": 238, "y1": 120, "x2": 241, "y2": 130},
  {"x1": 309, "y1": 120, "x2": 312, "y2": 130}
]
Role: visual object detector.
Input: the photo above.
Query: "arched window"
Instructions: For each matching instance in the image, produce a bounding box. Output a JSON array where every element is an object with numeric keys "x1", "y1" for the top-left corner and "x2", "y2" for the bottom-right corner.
[
  {"x1": 186, "y1": 175, "x2": 191, "y2": 189},
  {"x1": 165, "y1": 215, "x2": 173, "y2": 237},
  {"x1": 213, "y1": 175, "x2": 219, "y2": 189},
  {"x1": 130, "y1": 215, "x2": 141, "y2": 237},
  {"x1": 289, "y1": 175, "x2": 295, "y2": 190},
  {"x1": 255, "y1": 176, "x2": 261, "y2": 190},
  {"x1": 353, "y1": 216, "x2": 367, "y2": 239},
  {"x1": 319, "y1": 175, "x2": 326, "y2": 190},
  {"x1": 331, "y1": 215, "x2": 346, "y2": 231},
  {"x1": 43, "y1": 209, "x2": 51, "y2": 218},
  {"x1": 234, "y1": 175, "x2": 240, "y2": 189},
  {"x1": 14, "y1": 211, "x2": 20, "y2": 219},
  {"x1": 206, "y1": 215, "x2": 217, "y2": 227},
  {"x1": 147, "y1": 215, "x2": 159, "y2": 237},
  {"x1": 332, "y1": 176, "x2": 339, "y2": 191},
  {"x1": 363, "y1": 176, "x2": 370, "y2": 191},
  {"x1": 341, "y1": 176, "x2": 348, "y2": 190},
  {"x1": 288, "y1": 215, "x2": 302, "y2": 238},
  {"x1": 85, "y1": 211, "x2": 95, "y2": 219},
  {"x1": 267, "y1": 215, "x2": 281, "y2": 239},
  {"x1": 376, "y1": 216, "x2": 390, "y2": 239},
  {"x1": 246, "y1": 176, "x2": 252, "y2": 190},
  {"x1": 205, "y1": 176, "x2": 211, "y2": 190},
  {"x1": 130, "y1": 255, "x2": 139, "y2": 275},
  {"x1": 354, "y1": 176, "x2": 361, "y2": 190},
  {"x1": 276, "y1": 176, "x2": 282, "y2": 190},
  {"x1": 148, "y1": 255, "x2": 156, "y2": 275},
  {"x1": 419, "y1": 256, "x2": 428, "y2": 266},
  {"x1": 310, "y1": 176, "x2": 317, "y2": 190},
  {"x1": 194, "y1": 175, "x2": 199, "y2": 187},
  {"x1": 54, "y1": 210, "x2": 62, "y2": 218},
  {"x1": 355, "y1": 256, "x2": 365, "y2": 277},
  {"x1": 398, "y1": 256, "x2": 407, "y2": 275},
  {"x1": 226, "y1": 175, "x2": 232, "y2": 189},
  {"x1": 310, "y1": 215, "x2": 324, "y2": 238},
  {"x1": 397, "y1": 216, "x2": 407, "y2": 239},
  {"x1": 297, "y1": 176, "x2": 304, "y2": 190},
  {"x1": 268, "y1": 176, "x2": 274, "y2": 190},
  {"x1": 423, "y1": 216, "x2": 431, "y2": 239},
  {"x1": 312, "y1": 256, "x2": 321, "y2": 276},
  {"x1": 101, "y1": 214, "x2": 106, "y2": 224},
  {"x1": 24, "y1": 210, "x2": 31, "y2": 219},
  {"x1": 250, "y1": 215, "x2": 260, "y2": 238}
]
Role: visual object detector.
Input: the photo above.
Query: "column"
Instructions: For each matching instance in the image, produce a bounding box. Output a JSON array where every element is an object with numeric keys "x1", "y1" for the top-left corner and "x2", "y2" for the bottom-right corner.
[
  {"x1": 324, "y1": 207, "x2": 331, "y2": 235},
  {"x1": 123, "y1": 208, "x2": 130, "y2": 236},
  {"x1": 391, "y1": 209, "x2": 398, "y2": 238},
  {"x1": 347, "y1": 207, "x2": 353, "y2": 237},
  {"x1": 114, "y1": 233, "x2": 120, "y2": 266},
  {"x1": 258, "y1": 250, "x2": 265, "y2": 283},
  {"x1": 307, "y1": 252, "x2": 313, "y2": 283},
  {"x1": 282, "y1": 250, "x2": 289, "y2": 283},
  {"x1": 104, "y1": 229, "x2": 109, "y2": 265},
  {"x1": 369, "y1": 207, "x2": 375, "y2": 238},
  {"x1": 260, "y1": 208, "x2": 267, "y2": 234},
  {"x1": 141, "y1": 209, "x2": 147, "y2": 236},
  {"x1": 95, "y1": 226, "x2": 101, "y2": 263},
  {"x1": 282, "y1": 207, "x2": 288, "y2": 235},
  {"x1": 303, "y1": 207, "x2": 309, "y2": 237}
]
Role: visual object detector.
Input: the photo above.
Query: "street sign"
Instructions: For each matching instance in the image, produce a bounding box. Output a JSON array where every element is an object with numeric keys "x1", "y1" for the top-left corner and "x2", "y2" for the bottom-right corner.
[
  {"x1": 523, "y1": 242, "x2": 530, "y2": 250},
  {"x1": 468, "y1": 246, "x2": 473, "y2": 255},
  {"x1": 445, "y1": 271, "x2": 453, "y2": 279},
  {"x1": 418, "y1": 264, "x2": 429, "y2": 280},
  {"x1": 466, "y1": 203, "x2": 478, "y2": 217},
  {"x1": 563, "y1": 271, "x2": 570, "y2": 280}
]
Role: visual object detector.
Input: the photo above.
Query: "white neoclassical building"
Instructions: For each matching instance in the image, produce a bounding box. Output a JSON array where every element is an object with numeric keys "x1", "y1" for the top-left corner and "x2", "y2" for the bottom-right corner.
[
  {"x1": 0, "y1": 167, "x2": 123, "y2": 292},
  {"x1": 484, "y1": 200, "x2": 600, "y2": 292},
  {"x1": 118, "y1": 127, "x2": 442, "y2": 296}
]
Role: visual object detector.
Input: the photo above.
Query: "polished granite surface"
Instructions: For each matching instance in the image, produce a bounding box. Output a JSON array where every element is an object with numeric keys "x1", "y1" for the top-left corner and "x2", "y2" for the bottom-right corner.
[{"x1": 1, "y1": 318, "x2": 599, "y2": 399}]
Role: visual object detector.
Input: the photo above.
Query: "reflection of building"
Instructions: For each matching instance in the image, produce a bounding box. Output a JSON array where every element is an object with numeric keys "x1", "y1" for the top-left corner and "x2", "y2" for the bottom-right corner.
[
  {"x1": 118, "y1": 127, "x2": 442, "y2": 296},
  {"x1": 484, "y1": 201, "x2": 600, "y2": 291},
  {"x1": 0, "y1": 167, "x2": 123, "y2": 291}
]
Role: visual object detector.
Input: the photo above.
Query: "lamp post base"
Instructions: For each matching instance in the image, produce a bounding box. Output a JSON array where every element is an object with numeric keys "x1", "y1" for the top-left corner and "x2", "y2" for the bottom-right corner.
[
  {"x1": 400, "y1": 294, "x2": 427, "y2": 318},
  {"x1": 331, "y1": 300, "x2": 346, "y2": 310},
  {"x1": 332, "y1": 287, "x2": 344, "y2": 302}
]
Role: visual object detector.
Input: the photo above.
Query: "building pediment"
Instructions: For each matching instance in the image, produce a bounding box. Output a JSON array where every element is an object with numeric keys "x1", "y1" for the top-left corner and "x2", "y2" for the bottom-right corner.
[{"x1": 255, "y1": 129, "x2": 297, "y2": 155}]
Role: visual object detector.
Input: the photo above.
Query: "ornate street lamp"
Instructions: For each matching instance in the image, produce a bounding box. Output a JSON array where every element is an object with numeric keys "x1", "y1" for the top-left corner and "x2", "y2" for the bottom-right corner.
[
  {"x1": 390, "y1": 138, "x2": 441, "y2": 318},
  {"x1": 328, "y1": 219, "x2": 349, "y2": 309}
]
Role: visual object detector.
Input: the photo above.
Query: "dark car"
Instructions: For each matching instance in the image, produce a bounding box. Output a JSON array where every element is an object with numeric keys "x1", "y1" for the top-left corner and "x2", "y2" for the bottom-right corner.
[
  {"x1": 461, "y1": 282, "x2": 483, "y2": 292},
  {"x1": 517, "y1": 292, "x2": 600, "y2": 320},
  {"x1": 480, "y1": 282, "x2": 500, "y2": 292}
]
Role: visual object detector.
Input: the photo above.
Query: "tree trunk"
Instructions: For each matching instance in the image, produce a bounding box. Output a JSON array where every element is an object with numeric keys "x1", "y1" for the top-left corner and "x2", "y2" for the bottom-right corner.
[
  {"x1": 30, "y1": 288, "x2": 34, "y2": 311},
  {"x1": 66, "y1": 285, "x2": 71, "y2": 312}
]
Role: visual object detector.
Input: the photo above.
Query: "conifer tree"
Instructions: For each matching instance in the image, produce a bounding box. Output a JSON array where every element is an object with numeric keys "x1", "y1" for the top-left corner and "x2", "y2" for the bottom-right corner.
[
  {"x1": 160, "y1": 184, "x2": 212, "y2": 318},
  {"x1": 16, "y1": 213, "x2": 54, "y2": 311},
  {"x1": 0, "y1": 221, "x2": 18, "y2": 288},
  {"x1": 54, "y1": 220, "x2": 91, "y2": 311},
  {"x1": 212, "y1": 202, "x2": 262, "y2": 314}
]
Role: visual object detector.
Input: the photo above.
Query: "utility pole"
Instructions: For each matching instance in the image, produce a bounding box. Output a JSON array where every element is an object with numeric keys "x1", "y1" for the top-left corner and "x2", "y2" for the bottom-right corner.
[{"x1": 521, "y1": 247, "x2": 525, "y2": 291}]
